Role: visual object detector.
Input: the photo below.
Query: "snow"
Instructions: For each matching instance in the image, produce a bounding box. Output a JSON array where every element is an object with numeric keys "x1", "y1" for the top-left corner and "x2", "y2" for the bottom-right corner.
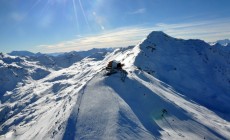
[
  {"x1": 0, "y1": 31, "x2": 230, "y2": 140},
  {"x1": 210, "y1": 39, "x2": 230, "y2": 46},
  {"x1": 73, "y1": 74, "x2": 154, "y2": 140},
  {"x1": 134, "y1": 31, "x2": 230, "y2": 120}
]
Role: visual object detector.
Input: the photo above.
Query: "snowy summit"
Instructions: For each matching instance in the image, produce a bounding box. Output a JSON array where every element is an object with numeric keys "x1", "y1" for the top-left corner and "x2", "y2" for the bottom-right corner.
[{"x1": 0, "y1": 31, "x2": 230, "y2": 140}]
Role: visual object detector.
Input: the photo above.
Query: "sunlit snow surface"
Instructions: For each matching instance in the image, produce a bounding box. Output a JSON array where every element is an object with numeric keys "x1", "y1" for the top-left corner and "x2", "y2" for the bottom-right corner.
[{"x1": 0, "y1": 32, "x2": 230, "y2": 140}]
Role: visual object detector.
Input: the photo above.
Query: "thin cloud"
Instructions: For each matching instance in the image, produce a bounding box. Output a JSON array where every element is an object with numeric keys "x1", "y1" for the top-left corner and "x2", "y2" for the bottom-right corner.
[
  {"x1": 10, "y1": 12, "x2": 25, "y2": 22},
  {"x1": 35, "y1": 27, "x2": 151, "y2": 53},
  {"x1": 161, "y1": 19, "x2": 230, "y2": 41},
  {"x1": 35, "y1": 19, "x2": 230, "y2": 53},
  {"x1": 128, "y1": 8, "x2": 146, "y2": 15}
]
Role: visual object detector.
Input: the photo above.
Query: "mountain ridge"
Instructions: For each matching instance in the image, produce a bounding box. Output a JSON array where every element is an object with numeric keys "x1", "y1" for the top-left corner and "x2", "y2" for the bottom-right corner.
[{"x1": 0, "y1": 31, "x2": 230, "y2": 140}]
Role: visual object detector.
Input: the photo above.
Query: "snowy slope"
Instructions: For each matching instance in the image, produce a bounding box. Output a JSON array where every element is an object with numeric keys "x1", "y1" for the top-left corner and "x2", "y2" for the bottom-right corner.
[
  {"x1": 0, "y1": 56, "x2": 106, "y2": 140},
  {"x1": 133, "y1": 31, "x2": 230, "y2": 120},
  {"x1": 0, "y1": 31, "x2": 230, "y2": 140},
  {"x1": 71, "y1": 68, "x2": 230, "y2": 140},
  {"x1": 0, "y1": 53, "x2": 51, "y2": 97}
]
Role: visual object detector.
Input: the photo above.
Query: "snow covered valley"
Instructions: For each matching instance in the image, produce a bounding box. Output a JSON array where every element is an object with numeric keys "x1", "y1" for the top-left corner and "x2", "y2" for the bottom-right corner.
[{"x1": 0, "y1": 31, "x2": 230, "y2": 140}]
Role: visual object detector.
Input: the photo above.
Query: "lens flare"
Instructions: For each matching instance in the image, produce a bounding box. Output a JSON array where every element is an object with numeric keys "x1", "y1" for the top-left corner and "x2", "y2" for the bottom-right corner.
[
  {"x1": 72, "y1": 0, "x2": 80, "y2": 33},
  {"x1": 78, "y1": 0, "x2": 91, "y2": 31}
]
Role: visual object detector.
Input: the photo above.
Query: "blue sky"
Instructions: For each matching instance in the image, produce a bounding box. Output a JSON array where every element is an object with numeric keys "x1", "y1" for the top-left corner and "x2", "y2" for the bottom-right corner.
[{"x1": 0, "y1": 0, "x2": 230, "y2": 53}]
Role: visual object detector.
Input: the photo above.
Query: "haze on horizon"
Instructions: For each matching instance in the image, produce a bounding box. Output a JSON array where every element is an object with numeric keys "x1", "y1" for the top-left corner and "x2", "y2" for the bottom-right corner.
[{"x1": 0, "y1": 0, "x2": 230, "y2": 53}]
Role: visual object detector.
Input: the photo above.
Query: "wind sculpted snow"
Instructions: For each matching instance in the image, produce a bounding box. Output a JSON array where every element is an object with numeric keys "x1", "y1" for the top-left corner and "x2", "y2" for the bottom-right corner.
[{"x1": 0, "y1": 31, "x2": 230, "y2": 140}]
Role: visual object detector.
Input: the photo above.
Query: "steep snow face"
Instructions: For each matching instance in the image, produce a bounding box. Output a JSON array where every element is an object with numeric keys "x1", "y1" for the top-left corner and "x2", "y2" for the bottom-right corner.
[{"x1": 134, "y1": 31, "x2": 230, "y2": 120}]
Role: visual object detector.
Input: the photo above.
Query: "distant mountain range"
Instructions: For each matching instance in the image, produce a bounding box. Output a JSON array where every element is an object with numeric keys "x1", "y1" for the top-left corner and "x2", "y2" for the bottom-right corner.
[
  {"x1": 210, "y1": 39, "x2": 230, "y2": 46},
  {"x1": 8, "y1": 48, "x2": 115, "y2": 58}
]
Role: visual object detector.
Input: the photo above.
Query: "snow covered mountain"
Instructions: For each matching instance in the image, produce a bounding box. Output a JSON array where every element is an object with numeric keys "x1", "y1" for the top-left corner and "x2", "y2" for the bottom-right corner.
[
  {"x1": 0, "y1": 53, "x2": 51, "y2": 97},
  {"x1": 7, "y1": 48, "x2": 114, "y2": 70},
  {"x1": 210, "y1": 39, "x2": 230, "y2": 46},
  {"x1": 8, "y1": 48, "x2": 114, "y2": 58},
  {"x1": 8, "y1": 51, "x2": 36, "y2": 57},
  {"x1": 0, "y1": 31, "x2": 230, "y2": 140},
  {"x1": 216, "y1": 39, "x2": 230, "y2": 46}
]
